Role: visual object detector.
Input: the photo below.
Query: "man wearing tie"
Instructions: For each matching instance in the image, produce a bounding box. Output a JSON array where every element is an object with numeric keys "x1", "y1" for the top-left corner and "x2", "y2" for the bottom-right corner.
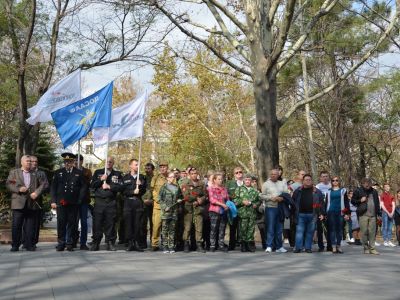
[
  {"x1": 50, "y1": 153, "x2": 86, "y2": 251},
  {"x1": 6, "y1": 155, "x2": 46, "y2": 251}
]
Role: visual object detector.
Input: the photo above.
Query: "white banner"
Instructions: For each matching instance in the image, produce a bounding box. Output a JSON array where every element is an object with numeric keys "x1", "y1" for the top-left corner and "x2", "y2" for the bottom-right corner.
[
  {"x1": 26, "y1": 69, "x2": 81, "y2": 125},
  {"x1": 93, "y1": 93, "x2": 147, "y2": 147}
]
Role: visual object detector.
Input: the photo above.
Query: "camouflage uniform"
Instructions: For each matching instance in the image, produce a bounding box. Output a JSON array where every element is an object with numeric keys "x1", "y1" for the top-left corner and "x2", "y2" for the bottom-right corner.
[
  {"x1": 180, "y1": 178, "x2": 207, "y2": 251},
  {"x1": 150, "y1": 172, "x2": 167, "y2": 248},
  {"x1": 158, "y1": 183, "x2": 182, "y2": 250},
  {"x1": 233, "y1": 185, "x2": 260, "y2": 243}
]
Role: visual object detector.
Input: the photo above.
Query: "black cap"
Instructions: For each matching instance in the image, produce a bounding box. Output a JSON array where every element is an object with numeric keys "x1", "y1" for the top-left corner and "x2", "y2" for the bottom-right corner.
[
  {"x1": 75, "y1": 154, "x2": 84, "y2": 161},
  {"x1": 61, "y1": 152, "x2": 76, "y2": 160}
]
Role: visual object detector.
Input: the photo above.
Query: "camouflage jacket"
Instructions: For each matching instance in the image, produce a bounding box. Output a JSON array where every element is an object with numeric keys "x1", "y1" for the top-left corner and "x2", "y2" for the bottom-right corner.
[
  {"x1": 233, "y1": 185, "x2": 260, "y2": 218},
  {"x1": 158, "y1": 183, "x2": 182, "y2": 220},
  {"x1": 180, "y1": 178, "x2": 207, "y2": 214}
]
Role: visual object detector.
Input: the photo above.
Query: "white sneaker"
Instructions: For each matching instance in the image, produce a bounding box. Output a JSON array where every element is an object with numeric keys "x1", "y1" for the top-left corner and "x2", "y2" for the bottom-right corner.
[
  {"x1": 349, "y1": 238, "x2": 355, "y2": 243},
  {"x1": 169, "y1": 250, "x2": 176, "y2": 253},
  {"x1": 276, "y1": 247, "x2": 287, "y2": 253},
  {"x1": 383, "y1": 241, "x2": 389, "y2": 247},
  {"x1": 388, "y1": 241, "x2": 396, "y2": 247},
  {"x1": 163, "y1": 250, "x2": 170, "y2": 254},
  {"x1": 265, "y1": 247, "x2": 272, "y2": 253},
  {"x1": 375, "y1": 242, "x2": 381, "y2": 247}
]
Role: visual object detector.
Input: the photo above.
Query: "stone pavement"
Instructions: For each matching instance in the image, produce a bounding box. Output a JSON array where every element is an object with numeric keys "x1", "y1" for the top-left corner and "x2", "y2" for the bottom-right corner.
[{"x1": 0, "y1": 242, "x2": 399, "y2": 300}]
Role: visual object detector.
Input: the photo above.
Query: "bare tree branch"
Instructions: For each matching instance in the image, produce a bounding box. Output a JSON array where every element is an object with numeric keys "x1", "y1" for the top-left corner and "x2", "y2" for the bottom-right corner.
[
  {"x1": 277, "y1": 0, "x2": 340, "y2": 72},
  {"x1": 153, "y1": 1, "x2": 252, "y2": 77},
  {"x1": 203, "y1": 0, "x2": 250, "y2": 61}
]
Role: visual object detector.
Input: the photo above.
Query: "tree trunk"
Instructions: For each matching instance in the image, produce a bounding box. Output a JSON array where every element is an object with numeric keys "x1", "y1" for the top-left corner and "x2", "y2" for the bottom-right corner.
[
  {"x1": 254, "y1": 72, "x2": 280, "y2": 182},
  {"x1": 357, "y1": 136, "x2": 367, "y2": 181}
]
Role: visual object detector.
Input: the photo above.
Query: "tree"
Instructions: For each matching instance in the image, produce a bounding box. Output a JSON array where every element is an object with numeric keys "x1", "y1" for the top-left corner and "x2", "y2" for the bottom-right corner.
[{"x1": 151, "y1": 0, "x2": 399, "y2": 180}]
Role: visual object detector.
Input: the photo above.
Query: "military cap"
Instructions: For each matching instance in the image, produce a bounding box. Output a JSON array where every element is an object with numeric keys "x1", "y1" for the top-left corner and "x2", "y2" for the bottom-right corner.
[
  {"x1": 243, "y1": 173, "x2": 253, "y2": 179},
  {"x1": 61, "y1": 152, "x2": 76, "y2": 160},
  {"x1": 172, "y1": 167, "x2": 180, "y2": 172}
]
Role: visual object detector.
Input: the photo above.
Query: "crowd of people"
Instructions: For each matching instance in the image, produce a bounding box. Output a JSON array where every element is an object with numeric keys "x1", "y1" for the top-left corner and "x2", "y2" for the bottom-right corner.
[{"x1": 6, "y1": 153, "x2": 400, "y2": 255}]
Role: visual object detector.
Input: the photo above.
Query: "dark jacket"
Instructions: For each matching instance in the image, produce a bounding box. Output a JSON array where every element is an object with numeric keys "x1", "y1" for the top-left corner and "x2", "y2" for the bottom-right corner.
[
  {"x1": 292, "y1": 186, "x2": 326, "y2": 223},
  {"x1": 91, "y1": 169, "x2": 123, "y2": 199},
  {"x1": 278, "y1": 192, "x2": 296, "y2": 222},
  {"x1": 351, "y1": 186, "x2": 381, "y2": 217},
  {"x1": 121, "y1": 173, "x2": 146, "y2": 199},
  {"x1": 51, "y1": 167, "x2": 86, "y2": 205}
]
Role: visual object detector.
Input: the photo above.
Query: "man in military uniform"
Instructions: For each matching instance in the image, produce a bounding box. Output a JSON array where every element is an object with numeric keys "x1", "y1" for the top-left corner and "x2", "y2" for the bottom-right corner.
[
  {"x1": 226, "y1": 167, "x2": 244, "y2": 250},
  {"x1": 150, "y1": 162, "x2": 169, "y2": 251},
  {"x1": 233, "y1": 174, "x2": 260, "y2": 252},
  {"x1": 180, "y1": 167, "x2": 207, "y2": 253},
  {"x1": 122, "y1": 159, "x2": 146, "y2": 251},
  {"x1": 140, "y1": 162, "x2": 155, "y2": 248},
  {"x1": 50, "y1": 153, "x2": 86, "y2": 251},
  {"x1": 71, "y1": 154, "x2": 92, "y2": 250},
  {"x1": 90, "y1": 157, "x2": 123, "y2": 251}
]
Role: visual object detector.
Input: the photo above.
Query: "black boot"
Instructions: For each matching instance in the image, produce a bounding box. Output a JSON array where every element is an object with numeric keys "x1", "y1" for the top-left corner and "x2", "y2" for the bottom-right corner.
[
  {"x1": 196, "y1": 242, "x2": 206, "y2": 253},
  {"x1": 90, "y1": 242, "x2": 99, "y2": 251},
  {"x1": 134, "y1": 241, "x2": 144, "y2": 252},
  {"x1": 246, "y1": 242, "x2": 255, "y2": 252},
  {"x1": 126, "y1": 240, "x2": 134, "y2": 251},
  {"x1": 107, "y1": 242, "x2": 117, "y2": 251},
  {"x1": 184, "y1": 241, "x2": 190, "y2": 253},
  {"x1": 241, "y1": 242, "x2": 246, "y2": 252}
]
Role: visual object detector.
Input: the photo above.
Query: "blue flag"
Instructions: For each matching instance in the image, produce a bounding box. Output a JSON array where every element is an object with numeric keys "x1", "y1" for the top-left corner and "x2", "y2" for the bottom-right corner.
[{"x1": 52, "y1": 82, "x2": 113, "y2": 148}]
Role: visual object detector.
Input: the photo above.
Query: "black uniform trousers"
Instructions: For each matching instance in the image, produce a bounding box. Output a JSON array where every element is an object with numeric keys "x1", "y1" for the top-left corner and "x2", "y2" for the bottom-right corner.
[
  {"x1": 12, "y1": 207, "x2": 36, "y2": 249},
  {"x1": 57, "y1": 204, "x2": 79, "y2": 246},
  {"x1": 92, "y1": 198, "x2": 117, "y2": 243},
  {"x1": 123, "y1": 197, "x2": 143, "y2": 242},
  {"x1": 140, "y1": 203, "x2": 153, "y2": 247}
]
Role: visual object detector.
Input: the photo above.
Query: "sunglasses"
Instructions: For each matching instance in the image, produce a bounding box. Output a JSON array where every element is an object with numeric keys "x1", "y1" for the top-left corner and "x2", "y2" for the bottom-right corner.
[
  {"x1": 235, "y1": 171, "x2": 243, "y2": 174},
  {"x1": 331, "y1": 179, "x2": 339, "y2": 182}
]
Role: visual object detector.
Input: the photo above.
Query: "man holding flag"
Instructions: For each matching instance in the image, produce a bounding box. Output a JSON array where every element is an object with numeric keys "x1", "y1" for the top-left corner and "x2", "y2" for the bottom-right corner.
[{"x1": 50, "y1": 81, "x2": 113, "y2": 251}]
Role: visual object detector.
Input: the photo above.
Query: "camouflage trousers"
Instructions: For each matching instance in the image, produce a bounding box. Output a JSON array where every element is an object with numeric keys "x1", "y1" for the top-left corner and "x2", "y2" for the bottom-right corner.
[
  {"x1": 239, "y1": 216, "x2": 256, "y2": 242},
  {"x1": 162, "y1": 218, "x2": 176, "y2": 250}
]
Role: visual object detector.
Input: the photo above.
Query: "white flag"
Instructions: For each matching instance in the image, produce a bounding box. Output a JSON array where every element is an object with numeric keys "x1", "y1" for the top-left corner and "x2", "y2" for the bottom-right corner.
[
  {"x1": 26, "y1": 69, "x2": 81, "y2": 125},
  {"x1": 93, "y1": 93, "x2": 147, "y2": 147}
]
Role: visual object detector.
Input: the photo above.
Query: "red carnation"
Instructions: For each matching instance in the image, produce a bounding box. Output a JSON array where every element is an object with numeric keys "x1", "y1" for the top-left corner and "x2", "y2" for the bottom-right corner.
[{"x1": 60, "y1": 199, "x2": 67, "y2": 206}]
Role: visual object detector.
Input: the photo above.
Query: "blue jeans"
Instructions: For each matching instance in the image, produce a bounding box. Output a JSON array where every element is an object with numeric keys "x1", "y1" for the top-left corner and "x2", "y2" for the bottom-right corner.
[
  {"x1": 327, "y1": 211, "x2": 343, "y2": 246},
  {"x1": 65, "y1": 203, "x2": 88, "y2": 245},
  {"x1": 295, "y1": 213, "x2": 315, "y2": 250},
  {"x1": 265, "y1": 207, "x2": 283, "y2": 249},
  {"x1": 382, "y1": 211, "x2": 393, "y2": 241},
  {"x1": 79, "y1": 203, "x2": 89, "y2": 245}
]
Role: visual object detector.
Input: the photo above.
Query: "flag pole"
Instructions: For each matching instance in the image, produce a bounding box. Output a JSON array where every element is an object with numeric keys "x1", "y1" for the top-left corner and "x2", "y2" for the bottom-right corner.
[
  {"x1": 103, "y1": 126, "x2": 111, "y2": 180},
  {"x1": 134, "y1": 91, "x2": 147, "y2": 194},
  {"x1": 77, "y1": 140, "x2": 81, "y2": 169}
]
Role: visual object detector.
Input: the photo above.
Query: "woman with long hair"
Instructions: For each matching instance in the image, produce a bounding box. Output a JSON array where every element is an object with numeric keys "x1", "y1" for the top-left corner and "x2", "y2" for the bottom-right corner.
[
  {"x1": 349, "y1": 190, "x2": 362, "y2": 245},
  {"x1": 325, "y1": 176, "x2": 350, "y2": 253}
]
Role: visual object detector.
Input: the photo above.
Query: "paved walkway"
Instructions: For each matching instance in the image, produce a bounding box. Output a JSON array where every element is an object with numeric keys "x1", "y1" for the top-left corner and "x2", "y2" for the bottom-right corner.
[{"x1": 0, "y1": 242, "x2": 399, "y2": 300}]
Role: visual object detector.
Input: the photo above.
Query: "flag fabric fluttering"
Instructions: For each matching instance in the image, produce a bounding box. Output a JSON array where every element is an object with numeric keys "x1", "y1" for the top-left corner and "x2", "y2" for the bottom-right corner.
[
  {"x1": 26, "y1": 69, "x2": 81, "y2": 125},
  {"x1": 51, "y1": 82, "x2": 113, "y2": 148},
  {"x1": 93, "y1": 92, "x2": 147, "y2": 147}
]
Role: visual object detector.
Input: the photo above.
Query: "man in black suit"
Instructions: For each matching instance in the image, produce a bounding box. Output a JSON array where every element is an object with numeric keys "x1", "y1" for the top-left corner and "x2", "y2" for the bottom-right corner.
[
  {"x1": 51, "y1": 153, "x2": 86, "y2": 251},
  {"x1": 90, "y1": 156, "x2": 123, "y2": 251}
]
